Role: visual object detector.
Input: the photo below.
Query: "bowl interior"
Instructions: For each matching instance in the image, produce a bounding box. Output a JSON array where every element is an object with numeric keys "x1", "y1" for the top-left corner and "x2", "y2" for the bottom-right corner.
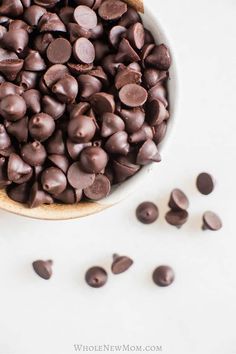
[{"x1": 0, "y1": 6, "x2": 178, "y2": 220}]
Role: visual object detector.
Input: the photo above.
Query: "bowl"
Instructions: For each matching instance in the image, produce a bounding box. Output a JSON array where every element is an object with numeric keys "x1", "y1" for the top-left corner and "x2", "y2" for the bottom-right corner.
[{"x1": 0, "y1": 3, "x2": 178, "y2": 220}]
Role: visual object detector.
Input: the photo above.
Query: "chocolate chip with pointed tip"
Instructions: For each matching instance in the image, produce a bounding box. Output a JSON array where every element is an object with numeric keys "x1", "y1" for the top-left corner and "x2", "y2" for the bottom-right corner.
[
  {"x1": 39, "y1": 12, "x2": 66, "y2": 32},
  {"x1": 32, "y1": 260, "x2": 53, "y2": 280},
  {"x1": 137, "y1": 139, "x2": 161, "y2": 165},
  {"x1": 58, "y1": 6, "x2": 74, "y2": 25},
  {"x1": 77, "y1": 74, "x2": 102, "y2": 100},
  {"x1": 2, "y1": 29, "x2": 29, "y2": 54},
  {"x1": 153, "y1": 122, "x2": 167, "y2": 144},
  {"x1": 168, "y1": 189, "x2": 189, "y2": 212},
  {"x1": 0, "y1": 0, "x2": 23, "y2": 18},
  {"x1": 53, "y1": 187, "x2": 77, "y2": 204},
  {"x1": 129, "y1": 123, "x2": 154, "y2": 144},
  {"x1": 146, "y1": 99, "x2": 169, "y2": 126},
  {"x1": 44, "y1": 64, "x2": 69, "y2": 88},
  {"x1": 42, "y1": 95, "x2": 66, "y2": 120},
  {"x1": 22, "y1": 89, "x2": 41, "y2": 114},
  {"x1": 21, "y1": 141, "x2": 47, "y2": 166},
  {"x1": 116, "y1": 38, "x2": 140, "y2": 63},
  {"x1": 146, "y1": 44, "x2": 171, "y2": 70},
  {"x1": 17, "y1": 70, "x2": 38, "y2": 90},
  {"x1": 202, "y1": 211, "x2": 222, "y2": 231},
  {"x1": 153, "y1": 266, "x2": 175, "y2": 287},
  {"x1": 144, "y1": 68, "x2": 168, "y2": 89},
  {"x1": 7, "y1": 182, "x2": 30, "y2": 203},
  {"x1": 29, "y1": 182, "x2": 53, "y2": 208},
  {"x1": 68, "y1": 22, "x2": 91, "y2": 43},
  {"x1": 41, "y1": 167, "x2": 67, "y2": 195},
  {"x1": 5, "y1": 116, "x2": 28, "y2": 143},
  {"x1": 165, "y1": 210, "x2": 189, "y2": 228},
  {"x1": 66, "y1": 140, "x2": 91, "y2": 160},
  {"x1": 136, "y1": 201, "x2": 159, "y2": 224},
  {"x1": 7, "y1": 153, "x2": 32, "y2": 184},
  {"x1": 111, "y1": 254, "x2": 133, "y2": 274},
  {"x1": 109, "y1": 25, "x2": 126, "y2": 47},
  {"x1": 48, "y1": 154, "x2": 69, "y2": 173},
  {"x1": 0, "y1": 82, "x2": 23, "y2": 100},
  {"x1": 80, "y1": 146, "x2": 108, "y2": 173},
  {"x1": 120, "y1": 108, "x2": 145, "y2": 133},
  {"x1": 52, "y1": 75, "x2": 78, "y2": 103},
  {"x1": 85, "y1": 266, "x2": 108, "y2": 288},
  {"x1": 127, "y1": 22, "x2": 145, "y2": 50},
  {"x1": 29, "y1": 113, "x2": 55, "y2": 142},
  {"x1": 46, "y1": 130, "x2": 65, "y2": 155},
  {"x1": 113, "y1": 156, "x2": 140, "y2": 183},
  {"x1": 24, "y1": 50, "x2": 46, "y2": 71},
  {"x1": 115, "y1": 67, "x2": 142, "y2": 90},
  {"x1": 0, "y1": 59, "x2": 24, "y2": 81},
  {"x1": 34, "y1": 32, "x2": 54, "y2": 54},
  {"x1": 118, "y1": 7, "x2": 141, "y2": 27},
  {"x1": 24, "y1": 5, "x2": 47, "y2": 26},
  {"x1": 68, "y1": 115, "x2": 96, "y2": 143},
  {"x1": 101, "y1": 113, "x2": 125, "y2": 138},
  {"x1": 105, "y1": 131, "x2": 130, "y2": 156},
  {"x1": 148, "y1": 84, "x2": 168, "y2": 108},
  {"x1": 67, "y1": 162, "x2": 95, "y2": 189},
  {"x1": 90, "y1": 92, "x2": 115, "y2": 115},
  {"x1": 0, "y1": 94, "x2": 26, "y2": 121},
  {"x1": 0, "y1": 124, "x2": 11, "y2": 150}
]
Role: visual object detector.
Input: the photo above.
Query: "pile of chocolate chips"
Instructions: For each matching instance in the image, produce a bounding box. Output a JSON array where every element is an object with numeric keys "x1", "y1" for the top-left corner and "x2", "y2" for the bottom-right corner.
[{"x1": 0, "y1": 0, "x2": 171, "y2": 208}]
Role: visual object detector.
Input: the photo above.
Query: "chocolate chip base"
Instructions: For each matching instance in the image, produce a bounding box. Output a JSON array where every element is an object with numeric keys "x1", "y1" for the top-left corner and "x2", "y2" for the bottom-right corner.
[{"x1": 0, "y1": 0, "x2": 171, "y2": 208}]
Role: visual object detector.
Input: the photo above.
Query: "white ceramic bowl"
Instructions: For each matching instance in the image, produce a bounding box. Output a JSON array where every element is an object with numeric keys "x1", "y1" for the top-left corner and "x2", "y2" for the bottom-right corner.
[{"x1": 0, "y1": 4, "x2": 178, "y2": 220}]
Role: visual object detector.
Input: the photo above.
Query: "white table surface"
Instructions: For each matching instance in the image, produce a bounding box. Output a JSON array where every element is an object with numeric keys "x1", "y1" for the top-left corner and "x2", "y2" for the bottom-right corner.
[{"x1": 0, "y1": 1, "x2": 235, "y2": 353}]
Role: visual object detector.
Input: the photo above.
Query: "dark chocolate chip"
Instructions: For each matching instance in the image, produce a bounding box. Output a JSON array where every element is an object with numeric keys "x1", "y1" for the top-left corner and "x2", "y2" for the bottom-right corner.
[
  {"x1": 116, "y1": 38, "x2": 140, "y2": 63},
  {"x1": 136, "y1": 139, "x2": 161, "y2": 165},
  {"x1": 136, "y1": 201, "x2": 159, "y2": 224},
  {"x1": 66, "y1": 140, "x2": 91, "y2": 160},
  {"x1": 0, "y1": 82, "x2": 23, "y2": 99},
  {"x1": 153, "y1": 121, "x2": 167, "y2": 144},
  {"x1": 115, "y1": 67, "x2": 142, "y2": 90},
  {"x1": 59, "y1": 6, "x2": 74, "y2": 25},
  {"x1": 85, "y1": 266, "x2": 107, "y2": 288},
  {"x1": 165, "y1": 210, "x2": 189, "y2": 228},
  {"x1": 21, "y1": 141, "x2": 47, "y2": 166},
  {"x1": 113, "y1": 155, "x2": 140, "y2": 183},
  {"x1": 80, "y1": 146, "x2": 108, "y2": 173},
  {"x1": 0, "y1": 0, "x2": 24, "y2": 18},
  {"x1": 2, "y1": 29, "x2": 29, "y2": 54},
  {"x1": 119, "y1": 84, "x2": 147, "y2": 107},
  {"x1": 77, "y1": 74, "x2": 102, "y2": 99},
  {"x1": 73, "y1": 37, "x2": 95, "y2": 64},
  {"x1": 146, "y1": 99, "x2": 169, "y2": 126},
  {"x1": 48, "y1": 154, "x2": 69, "y2": 173},
  {"x1": 0, "y1": 156, "x2": 10, "y2": 188},
  {"x1": 105, "y1": 131, "x2": 129, "y2": 156},
  {"x1": 90, "y1": 92, "x2": 115, "y2": 114},
  {"x1": 153, "y1": 266, "x2": 175, "y2": 287},
  {"x1": 0, "y1": 94, "x2": 26, "y2": 121},
  {"x1": 67, "y1": 162, "x2": 95, "y2": 189},
  {"x1": 146, "y1": 44, "x2": 171, "y2": 70},
  {"x1": 24, "y1": 50, "x2": 46, "y2": 71},
  {"x1": 84, "y1": 174, "x2": 111, "y2": 200},
  {"x1": 46, "y1": 130, "x2": 65, "y2": 155},
  {"x1": 22, "y1": 89, "x2": 41, "y2": 114},
  {"x1": 24, "y1": 5, "x2": 47, "y2": 26},
  {"x1": 196, "y1": 173, "x2": 215, "y2": 195},
  {"x1": 29, "y1": 182, "x2": 53, "y2": 208},
  {"x1": 47, "y1": 38, "x2": 72, "y2": 64},
  {"x1": 7, "y1": 153, "x2": 32, "y2": 184},
  {"x1": 98, "y1": 0, "x2": 127, "y2": 20},
  {"x1": 32, "y1": 260, "x2": 53, "y2": 280},
  {"x1": 101, "y1": 112, "x2": 125, "y2": 137},
  {"x1": 39, "y1": 12, "x2": 66, "y2": 32},
  {"x1": 129, "y1": 123, "x2": 154, "y2": 144},
  {"x1": 148, "y1": 84, "x2": 168, "y2": 108},
  {"x1": 144, "y1": 68, "x2": 168, "y2": 89},
  {"x1": 118, "y1": 7, "x2": 140, "y2": 27},
  {"x1": 17, "y1": 70, "x2": 38, "y2": 90},
  {"x1": 7, "y1": 182, "x2": 30, "y2": 203},
  {"x1": 5, "y1": 116, "x2": 28, "y2": 143},
  {"x1": 0, "y1": 59, "x2": 24, "y2": 81},
  {"x1": 109, "y1": 25, "x2": 126, "y2": 47},
  {"x1": 29, "y1": 113, "x2": 55, "y2": 142},
  {"x1": 111, "y1": 254, "x2": 133, "y2": 275},
  {"x1": 34, "y1": 33, "x2": 54, "y2": 54},
  {"x1": 0, "y1": 124, "x2": 11, "y2": 150},
  {"x1": 41, "y1": 167, "x2": 67, "y2": 195},
  {"x1": 168, "y1": 189, "x2": 189, "y2": 211},
  {"x1": 120, "y1": 108, "x2": 145, "y2": 133},
  {"x1": 202, "y1": 211, "x2": 222, "y2": 231},
  {"x1": 74, "y1": 5, "x2": 97, "y2": 30},
  {"x1": 44, "y1": 64, "x2": 69, "y2": 88},
  {"x1": 68, "y1": 115, "x2": 96, "y2": 143},
  {"x1": 52, "y1": 74, "x2": 78, "y2": 103},
  {"x1": 127, "y1": 22, "x2": 145, "y2": 50}
]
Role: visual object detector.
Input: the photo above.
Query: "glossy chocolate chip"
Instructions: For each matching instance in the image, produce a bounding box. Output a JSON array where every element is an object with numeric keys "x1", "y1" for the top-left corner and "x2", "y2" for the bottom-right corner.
[
  {"x1": 32, "y1": 260, "x2": 53, "y2": 280},
  {"x1": 90, "y1": 92, "x2": 115, "y2": 114},
  {"x1": 34, "y1": 33, "x2": 54, "y2": 54},
  {"x1": 98, "y1": 0, "x2": 127, "y2": 20},
  {"x1": 29, "y1": 113, "x2": 55, "y2": 142},
  {"x1": 73, "y1": 37, "x2": 95, "y2": 64},
  {"x1": 144, "y1": 68, "x2": 168, "y2": 89},
  {"x1": 48, "y1": 154, "x2": 69, "y2": 173},
  {"x1": 7, "y1": 182, "x2": 30, "y2": 203},
  {"x1": 39, "y1": 12, "x2": 66, "y2": 32},
  {"x1": 84, "y1": 174, "x2": 111, "y2": 200},
  {"x1": 67, "y1": 162, "x2": 95, "y2": 189},
  {"x1": 2, "y1": 29, "x2": 29, "y2": 54},
  {"x1": 74, "y1": 5, "x2": 97, "y2": 29},
  {"x1": 29, "y1": 182, "x2": 53, "y2": 208},
  {"x1": 0, "y1": 94, "x2": 26, "y2": 121},
  {"x1": 46, "y1": 130, "x2": 65, "y2": 155},
  {"x1": 5, "y1": 116, "x2": 28, "y2": 143},
  {"x1": 136, "y1": 201, "x2": 159, "y2": 224},
  {"x1": 196, "y1": 172, "x2": 215, "y2": 195},
  {"x1": 113, "y1": 155, "x2": 140, "y2": 183},
  {"x1": 120, "y1": 108, "x2": 145, "y2": 133},
  {"x1": 116, "y1": 38, "x2": 140, "y2": 63},
  {"x1": 21, "y1": 141, "x2": 47, "y2": 166},
  {"x1": 148, "y1": 84, "x2": 168, "y2": 108},
  {"x1": 47, "y1": 38, "x2": 72, "y2": 64},
  {"x1": 0, "y1": 82, "x2": 23, "y2": 99},
  {"x1": 153, "y1": 121, "x2": 167, "y2": 144},
  {"x1": 7, "y1": 153, "x2": 32, "y2": 184},
  {"x1": 111, "y1": 254, "x2": 133, "y2": 275},
  {"x1": 77, "y1": 74, "x2": 102, "y2": 99},
  {"x1": 85, "y1": 266, "x2": 107, "y2": 288},
  {"x1": 168, "y1": 189, "x2": 189, "y2": 211},
  {"x1": 80, "y1": 146, "x2": 108, "y2": 173},
  {"x1": 101, "y1": 113, "x2": 125, "y2": 137},
  {"x1": 68, "y1": 115, "x2": 96, "y2": 143},
  {"x1": 118, "y1": 7, "x2": 140, "y2": 27},
  {"x1": 119, "y1": 84, "x2": 147, "y2": 107},
  {"x1": 146, "y1": 99, "x2": 169, "y2": 126},
  {"x1": 54, "y1": 187, "x2": 80, "y2": 204},
  {"x1": 127, "y1": 22, "x2": 145, "y2": 50},
  {"x1": 17, "y1": 70, "x2": 38, "y2": 90},
  {"x1": 24, "y1": 5, "x2": 47, "y2": 26},
  {"x1": 153, "y1": 266, "x2": 175, "y2": 287},
  {"x1": 24, "y1": 50, "x2": 46, "y2": 72},
  {"x1": 9, "y1": 19, "x2": 32, "y2": 33},
  {"x1": 0, "y1": 59, "x2": 24, "y2": 81},
  {"x1": 165, "y1": 210, "x2": 189, "y2": 228},
  {"x1": 136, "y1": 139, "x2": 161, "y2": 165},
  {"x1": 42, "y1": 95, "x2": 66, "y2": 120},
  {"x1": 66, "y1": 140, "x2": 91, "y2": 160},
  {"x1": 129, "y1": 123, "x2": 154, "y2": 144},
  {"x1": 0, "y1": 124, "x2": 11, "y2": 150},
  {"x1": 22, "y1": 89, "x2": 41, "y2": 114},
  {"x1": 146, "y1": 44, "x2": 171, "y2": 70},
  {"x1": 0, "y1": 156, "x2": 10, "y2": 188},
  {"x1": 44, "y1": 64, "x2": 69, "y2": 88},
  {"x1": 115, "y1": 67, "x2": 142, "y2": 90},
  {"x1": 109, "y1": 25, "x2": 126, "y2": 47},
  {"x1": 0, "y1": 0, "x2": 24, "y2": 17},
  {"x1": 41, "y1": 167, "x2": 67, "y2": 195},
  {"x1": 52, "y1": 75, "x2": 78, "y2": 103},
  {"x1": 105, "y1": 131, "x2": 129, "y2": 156},
  {"x1": 202, "y1": 211, "x2": 222, "y2": 231}
]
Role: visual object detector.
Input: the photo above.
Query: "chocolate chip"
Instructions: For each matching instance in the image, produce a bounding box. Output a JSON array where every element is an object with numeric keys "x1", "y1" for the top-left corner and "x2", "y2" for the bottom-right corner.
[
  {"x1": 24, "y1": 5, "x2": 47, "y2": 26},
  {"x1": 29, "y1": 182, "x2": 53, "y2": 208},
  {"x1": 116, "y1": 38, "x2": 140, "y2": 63},
  {"x1": 73, "y1": 37, "x2": 95, "y2": 64},
  {"x1": 7, "y1": 182, "x2": 30, "y2": 203},
  {"x1": 153, "y1": 121, "x2": 167, "y2": 144},
  {"x1": 120, "y1": 108, "x2": 145, "y2": 133},
  {"x1": 113, "y1": 155, "x2": 140, "y2": 183},
  {"x1": 29, "y1": 113, "x2": 55, "y2": 142},
  {"x1": 148, "y1": 84, "x2": 168, "y2": 108},
  {"x1": 68, "y1": 115, "x2": 96, "y2": 143},
  {"x1": 47, "y1": 38, "x2": 72, "y2": 64},
  {"x1": 109, "y1": 25, "x2": 126, "y2": 47},
  {"x1": 105, "y1": 131, "x2": 129, "y2": 156},
  {"x1": 48, "y1": 154, "x2": 69, "y2": 173},
  {"x1": 17, "y1": 70, "x2": 38, "y2": 90},
  {"x1": 41, "y1": 167, "x2": 67, "y2": 195},
  {"x1": 111, "y1": 254, "x2": 133, "y2": 274},
  {"x1": 39, "y1": 12, "x2": 66, "y2": 32},
  {"x1": 77, "y1": 74, "x2": 102, "y2": 99},
  {"x1": 136, "y1": 139, "x2": 161, "y2": 165},
  {"x1": 146, "y1": 99, "x2": 169, "y2": 126},
  {"x1": 0, "y1": 82, "x2": 23, "y2": 99},
  {"x1": 80, "y1": 146, "x2": 108, "y2": 173},
  {"x1": 7, "y1": 153, "x2": 32, "y2": 184},
  {"x1": 0, "y1": 0, "x2": 23, "y2": 18},
  {"x1": 2, "y1": 29, "x2": 29, "y2": 54},
  {"x1": 90, "y1": 92, "x2": 115, "y2": 114},
  {"x1": 21, "y1": 141, "x2": 47, "y2": 166},
  {"x1": 5, "y1": 116, "x2": 28, "y2": 143},
  {"x1": 32, "y1": 260, "x2": 53, "y2": 280},
  {"x1": 118, "y1": 7, "x2": 140, "y2": 27},
  {"x1": 0, "y1": 124, "x2": 11, "y2": 150},
  {"x1": 24, "y1": 50, "x2": 46, "y2": 71},
  {"x1": 67, "y1": 162, "x2": 95, "y2": 189},
  {"x1": 115, "y1": 67, "x2": 142, "y2": 90},
  {"x1": 0, "y1": 94, "x2": 26, "y2": 121},
  {"x1": 168, "y1": 189, "x2": 189, "y2": 211},
  {"x1": 196, "y1": 172, "x2": 215, "y2": 195},
  {"x1": 59, "y1": 6, "x2": 74, "y2": 25},
  {"x1": 202, "y1": 211, "x2": 222, "y2": 231},
  {"x1": 153, "y1": 266, "x2": 175, "y2": 287},
  {"x1": 98, "y1": 0, "x2": 127, "y2": 20},
  {"x1": 34, "y1": 33, "x2": 54, "y2": 54},
  {"x1": 0, "y1": 59, "x2": 24, "y2": 81},
  {"x1": 9, "y1": 19, "x2": 32, "y2": 34},
  {"x1": 101, "y1": 112, "x2": 125, "y2": 137},
  {"x1": 46, "y1": 129, "x2": 65, "y2": 155},
  {"x1": 85, "y1": 266, "x2": 107, "y2": 288},
  {"x1": 44, "y1": 64, "x2": 69, "y2": 88},
  {"x1": 52, "y1": 74, "x2": 78, "y2": 103},
  {"x1": 129, "y1": 123, "x2": 154, "y2": 144},
  {"x1": 127, "y1": 22, "x2": 145, "y2": 50},
  {"x1": 84, "y1": 174, "x2": 111, "y2": 200},
  {"x1": 0, "y1": 156, "x2": 10, "y2": 188},
  {"x1": 119, "y1": 84, "x2": 148, "y2": 107},
  {"x1": 144, "y1": 68, "x2": 168, "y2": 89},
  {"x1": 136, "y1": 201, "x2": 159, "y2": 224},
  {"x1": 22, "y1": 89, "x2": 41, "y2": 114},
  {"x1": 165, "y1": 210, "x2": 189, "y2": 228},
  {"x1": 42, "y1": 95, "x2": 65, "y2": 120},
  {"x1": 146, "y1": 44, "x2": 171, "y2": 70},
  {"x1": 74, "y1": 5, "x2": 97, "y2": 30}
]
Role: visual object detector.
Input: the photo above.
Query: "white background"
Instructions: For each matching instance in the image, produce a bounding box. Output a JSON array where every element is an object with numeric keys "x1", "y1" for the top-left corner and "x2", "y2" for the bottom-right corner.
[{"x1": 0, "y1": 0, "x2": 236, "y2": 353}]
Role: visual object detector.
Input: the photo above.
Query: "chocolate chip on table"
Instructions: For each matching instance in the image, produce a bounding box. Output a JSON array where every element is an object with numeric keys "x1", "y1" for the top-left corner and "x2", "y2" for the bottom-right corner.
[
  {"x1": 136, "y1": 202, "x2": 159, "y2": 224},
  {"x1": 0, "y1": 0, "x2": 171, "y2": 208},
  {"x1": 165, "y1": 210, "x2": 189, "y2": 228},
  {"x1": 152, "y1": 266, "x2": 175, "y2": 287},
  {"x1": 168, "y1": 189, "x2": 189, "y2": 211},
  {"x1": 196, "y1": 172, "x2": 215, "y2": 195},
  {"x1": 111, "y1": 254, "x2": 133, "y2": 275},
  {"x1": 32, "y1": 260, "x2": 53, "y2": 280},
  {"x1": 202, "y1": 211, "x2": 222, "y2": 231},
  {"x1": 85, "y1": 266, "x2": 108, "y2": 288}
]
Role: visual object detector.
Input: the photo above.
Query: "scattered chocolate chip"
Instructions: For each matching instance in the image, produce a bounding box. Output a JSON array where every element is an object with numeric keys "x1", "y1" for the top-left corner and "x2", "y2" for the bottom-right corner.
[
  {"x1": 136, "y1": 201, "x2": 159, "y2": 224},
  {"x1": 196, "y1": 172, "x2": 215, "y2": 195},
  {"x1": 168, "y1": 189, "x2": 189, "y2": 211},
  {"x1": 153, "y1": 266, "x2": 175, "y2": 287},
  {"x1": 85, "y1": 266, "x2": 107, "y2": 288},
  {"x1": 111, "y1": 254, "x2": 133, "y2": 274},
  {"x1": 165, "y1": 210, "x2": 189, "y2": 228},
  {"x1": 32, "y1": 260, "x2": 53, "y2": 280},
  {"x1": 202, "y1": 211, "x2": 222, "y2": 231}
]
